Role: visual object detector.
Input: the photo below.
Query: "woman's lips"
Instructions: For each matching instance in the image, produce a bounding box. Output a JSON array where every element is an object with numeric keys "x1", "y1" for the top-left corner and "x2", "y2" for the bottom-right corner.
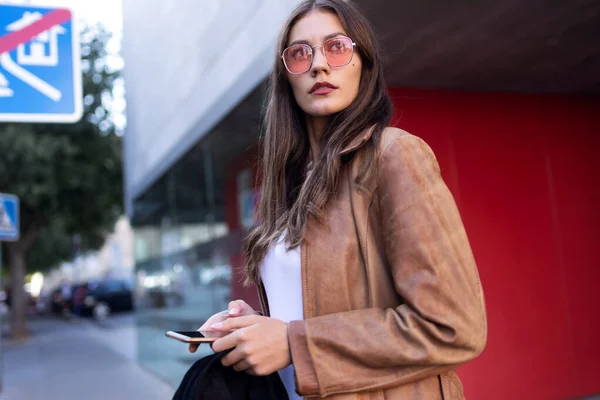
[
  {"x1": 310, "y1": 81, "x2": 338, "y2": 95},
  {"x1": 311, "y1": 87, "x2": 336, "y2": 95}
]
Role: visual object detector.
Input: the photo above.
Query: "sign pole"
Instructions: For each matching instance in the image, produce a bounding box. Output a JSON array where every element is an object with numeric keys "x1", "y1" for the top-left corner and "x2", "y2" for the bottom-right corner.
[{"x1": 0, "y1": 240, "x2": 3, "y2": 394}]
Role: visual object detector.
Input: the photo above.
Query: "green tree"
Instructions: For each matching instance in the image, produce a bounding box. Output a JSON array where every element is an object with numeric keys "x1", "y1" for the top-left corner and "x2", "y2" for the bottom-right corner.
[{"x1": 0, "y1": 25, "x2": 123, "y2": 340}]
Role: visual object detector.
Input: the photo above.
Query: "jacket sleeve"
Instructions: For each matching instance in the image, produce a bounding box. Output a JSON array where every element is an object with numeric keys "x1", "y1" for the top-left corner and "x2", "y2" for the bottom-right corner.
[{"x1": 288, "y1": 132, "x2": 487, "y2": 397}]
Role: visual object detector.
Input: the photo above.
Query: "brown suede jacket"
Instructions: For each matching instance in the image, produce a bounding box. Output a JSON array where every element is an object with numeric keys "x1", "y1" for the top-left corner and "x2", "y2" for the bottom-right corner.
[{"x1": 258, "y1": 127, "x2": 487, "y2": 399}]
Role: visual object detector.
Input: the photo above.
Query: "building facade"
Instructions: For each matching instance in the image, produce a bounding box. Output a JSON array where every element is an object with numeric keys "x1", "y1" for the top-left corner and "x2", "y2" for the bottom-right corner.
[{"x1": 122, "y1": 1, "x2": 600, "y2": 397}]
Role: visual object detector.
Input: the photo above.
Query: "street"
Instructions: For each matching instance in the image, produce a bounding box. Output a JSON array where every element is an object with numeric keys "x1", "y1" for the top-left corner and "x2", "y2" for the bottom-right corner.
[{"x1": 0, "y1": 313, "x2": 175, "y2": 400}]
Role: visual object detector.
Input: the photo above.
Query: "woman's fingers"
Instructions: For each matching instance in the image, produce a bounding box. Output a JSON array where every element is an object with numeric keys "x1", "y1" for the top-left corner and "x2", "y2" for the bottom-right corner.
[
  {"x1": 220, "y1": 345, "x2": 246, "y2": 367},
  {"x1": 199, "y1": 310, "x2": 228, "y2": 331},
  {"x1": 228, "y1": 299, "x2": 253, "y2": 316},
  {"x1": 198, "y1": 301, "x2": 255, "y2": 332},
  {"x1": 211, "y1": 316, "x2": 264, "y2": 353},
  {"x1": 232, "y1": 359, "x2": 252, "y2": 372},
  {"x1": 211, "y1": 315, "x2": 262, "y2": 331},
  {"x1": 211, "y1": 329, "x2": 242, "y2": 353},
  {"x1": 228, "y1": 300, "x2": 241, "y2": 316},
  {"x1": 190, "y1": 302, "x2": 257, "y2": 356}
]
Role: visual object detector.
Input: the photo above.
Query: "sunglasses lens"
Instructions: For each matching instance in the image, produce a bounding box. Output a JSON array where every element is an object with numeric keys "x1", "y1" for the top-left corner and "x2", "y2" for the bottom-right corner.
[
  {"x1": 283, "y1": 44, "x2": 312, "y2": 74},
  {"x1": 324, "y1": 36, "x2": 354, "y2": 66}
]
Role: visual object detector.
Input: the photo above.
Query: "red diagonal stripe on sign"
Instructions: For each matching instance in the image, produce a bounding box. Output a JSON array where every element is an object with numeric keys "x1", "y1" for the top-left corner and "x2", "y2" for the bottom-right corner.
[{"x1": 0, "y1": 8, "x2": 71, "y2": 55}]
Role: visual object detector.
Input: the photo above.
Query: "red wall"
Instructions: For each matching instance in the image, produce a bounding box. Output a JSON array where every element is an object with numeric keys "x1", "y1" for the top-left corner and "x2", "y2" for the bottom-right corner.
[
  {"x1": 225, "y1": 88, "x2": 600, "y2": 399},
  {"x1": 389, "y1": 88, "x2": 600, "y2": 399}
]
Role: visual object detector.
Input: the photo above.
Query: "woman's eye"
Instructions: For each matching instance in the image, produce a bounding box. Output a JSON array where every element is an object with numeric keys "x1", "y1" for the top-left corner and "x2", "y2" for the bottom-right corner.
[
  {"x1": 292, "y1": 47, "x2": 308, "y2": 59},
  {"x1": 327, "y1": 40, "x2": 345, "y2": 52}
]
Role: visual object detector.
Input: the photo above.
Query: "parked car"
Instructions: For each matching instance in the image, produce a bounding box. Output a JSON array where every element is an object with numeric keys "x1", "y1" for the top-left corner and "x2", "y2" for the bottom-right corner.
[
  {"x1": 73, "y1": 278, "x2": 134, "y2": 320},
  {"x1": 50, "y1": 285, "x2": 74, "y2": 318}
]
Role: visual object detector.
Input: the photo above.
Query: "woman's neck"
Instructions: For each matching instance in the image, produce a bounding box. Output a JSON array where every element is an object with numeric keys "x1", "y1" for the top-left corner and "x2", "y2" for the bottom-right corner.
[{"x1": 305, "y1": 116, "x2": 330, "y2": 161}]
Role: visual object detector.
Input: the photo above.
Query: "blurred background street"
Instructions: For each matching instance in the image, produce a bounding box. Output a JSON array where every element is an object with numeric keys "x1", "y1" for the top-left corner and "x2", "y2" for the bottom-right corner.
[{"x1": 1, "y1": 312, "x2": 174, "y2": 399}]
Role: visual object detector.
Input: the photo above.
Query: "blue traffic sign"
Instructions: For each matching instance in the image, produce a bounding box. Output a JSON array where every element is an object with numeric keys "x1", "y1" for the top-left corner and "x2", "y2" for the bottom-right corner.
[
  {"x1": 0, "y1": 4, "x2": 82, "y2": 123},
  {"x1": 0, "y1": 193, "x2": 19, "y2": 242}
]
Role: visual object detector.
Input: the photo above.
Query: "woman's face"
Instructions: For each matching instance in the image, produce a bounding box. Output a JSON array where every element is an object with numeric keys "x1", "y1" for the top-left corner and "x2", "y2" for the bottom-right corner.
[{"x1": 285, "y1": 10, "x2": 362, "y2": 118}]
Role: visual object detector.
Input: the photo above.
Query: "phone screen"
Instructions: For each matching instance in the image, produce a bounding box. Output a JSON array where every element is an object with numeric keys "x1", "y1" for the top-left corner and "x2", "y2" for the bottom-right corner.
[
  {"x1": 165, "y1": 330, "x2": 233, "y2": 343},
  {"x1": 173, "y1": 331, "x2": 208, "y2": 338}
]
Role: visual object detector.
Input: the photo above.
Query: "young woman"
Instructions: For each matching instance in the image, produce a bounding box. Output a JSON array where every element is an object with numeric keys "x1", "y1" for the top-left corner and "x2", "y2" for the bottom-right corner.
[{"x1": 190, "y1": 1, "x2": 487, "y2": 398}]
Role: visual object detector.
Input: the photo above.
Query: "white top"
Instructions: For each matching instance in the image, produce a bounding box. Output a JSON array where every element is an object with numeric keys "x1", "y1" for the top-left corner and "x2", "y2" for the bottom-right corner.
[{"x1": 261, "y1": 234, "x2": 303, "y2": 400}]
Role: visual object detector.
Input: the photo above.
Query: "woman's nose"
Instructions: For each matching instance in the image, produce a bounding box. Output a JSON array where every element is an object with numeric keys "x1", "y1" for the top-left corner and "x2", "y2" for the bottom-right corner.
[{"x1": 311, "y1": 46, "x2": 329, "y2": 75}]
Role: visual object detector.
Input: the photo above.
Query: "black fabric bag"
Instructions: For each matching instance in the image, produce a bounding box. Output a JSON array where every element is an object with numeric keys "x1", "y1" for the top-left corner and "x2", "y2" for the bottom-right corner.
[{"x1": 172, "y1": 351, "x2": 289, "y2": 400}]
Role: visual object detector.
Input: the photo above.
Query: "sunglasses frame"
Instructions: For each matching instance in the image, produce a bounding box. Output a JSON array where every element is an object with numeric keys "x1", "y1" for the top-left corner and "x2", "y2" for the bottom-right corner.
[{"x1": 281, "y1": 35, "x2": 357, "y2": 75}]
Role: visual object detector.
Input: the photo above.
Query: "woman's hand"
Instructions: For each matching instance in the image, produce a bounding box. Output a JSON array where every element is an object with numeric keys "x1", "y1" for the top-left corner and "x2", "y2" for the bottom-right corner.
[
  {"x1": 210, "y1": 315, "x2": 292, "y2": 376},
  {"x1": 188, "y1": 299, "x2": 256, "y2": 353}
]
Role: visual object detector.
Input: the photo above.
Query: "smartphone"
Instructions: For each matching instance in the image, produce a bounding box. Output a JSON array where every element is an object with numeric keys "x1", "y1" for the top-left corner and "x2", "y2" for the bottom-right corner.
[{"x1": 165, "y1": 330, "x2": 232, "y2": 344}]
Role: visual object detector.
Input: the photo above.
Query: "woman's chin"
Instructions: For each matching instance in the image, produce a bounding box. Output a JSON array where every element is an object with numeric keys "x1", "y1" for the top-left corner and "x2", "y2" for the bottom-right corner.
[{"x1": 305, "y1": 101, "x2": 347, "y2": 118}]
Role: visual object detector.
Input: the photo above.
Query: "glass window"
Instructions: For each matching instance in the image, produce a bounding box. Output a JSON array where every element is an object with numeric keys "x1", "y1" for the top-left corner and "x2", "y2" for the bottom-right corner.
[{"x1": 131, "y1": 84, "x2": 265, "y2": 387}]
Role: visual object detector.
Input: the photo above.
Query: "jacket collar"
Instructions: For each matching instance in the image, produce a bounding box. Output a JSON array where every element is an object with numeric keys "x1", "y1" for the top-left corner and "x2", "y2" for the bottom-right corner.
[{"x1": 339, "y1": 124, "x2": 377, "y2": 156}]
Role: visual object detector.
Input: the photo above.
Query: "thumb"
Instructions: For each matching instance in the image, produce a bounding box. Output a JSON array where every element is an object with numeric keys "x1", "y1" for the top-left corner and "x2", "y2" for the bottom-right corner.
[
  {"x1": 212, "y1": 315, "x2": 261, "y2": 331},
  {"x1": 228, "y1": 299, "x2": 248, "y2": 316}
]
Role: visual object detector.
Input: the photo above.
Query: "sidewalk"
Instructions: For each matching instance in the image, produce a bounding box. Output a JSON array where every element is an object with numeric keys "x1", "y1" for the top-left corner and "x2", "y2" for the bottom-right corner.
[{"x1": 0, "y1": 317, "x2": 175, "y2": 400}]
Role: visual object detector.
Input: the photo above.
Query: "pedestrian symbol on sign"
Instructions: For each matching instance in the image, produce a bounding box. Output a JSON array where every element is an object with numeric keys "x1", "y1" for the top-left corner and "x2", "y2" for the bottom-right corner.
[
  {"x1": 0, "y1": 193, "x2": 19, "y2": 241},
  {"x1": 0, "y1": 201, "x2": 13, "y2": 232}
]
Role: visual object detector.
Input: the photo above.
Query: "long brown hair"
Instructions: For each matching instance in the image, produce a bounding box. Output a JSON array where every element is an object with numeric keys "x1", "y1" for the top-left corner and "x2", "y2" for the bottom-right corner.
[{"x1": 244, "y1": 0, "x2": 392, "y2": 285}]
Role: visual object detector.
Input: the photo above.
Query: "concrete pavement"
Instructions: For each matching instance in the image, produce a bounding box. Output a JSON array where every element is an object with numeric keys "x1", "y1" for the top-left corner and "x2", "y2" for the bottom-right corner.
[{"x1": 0, "y1": 316, "x2": 175, "y2": 400}]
